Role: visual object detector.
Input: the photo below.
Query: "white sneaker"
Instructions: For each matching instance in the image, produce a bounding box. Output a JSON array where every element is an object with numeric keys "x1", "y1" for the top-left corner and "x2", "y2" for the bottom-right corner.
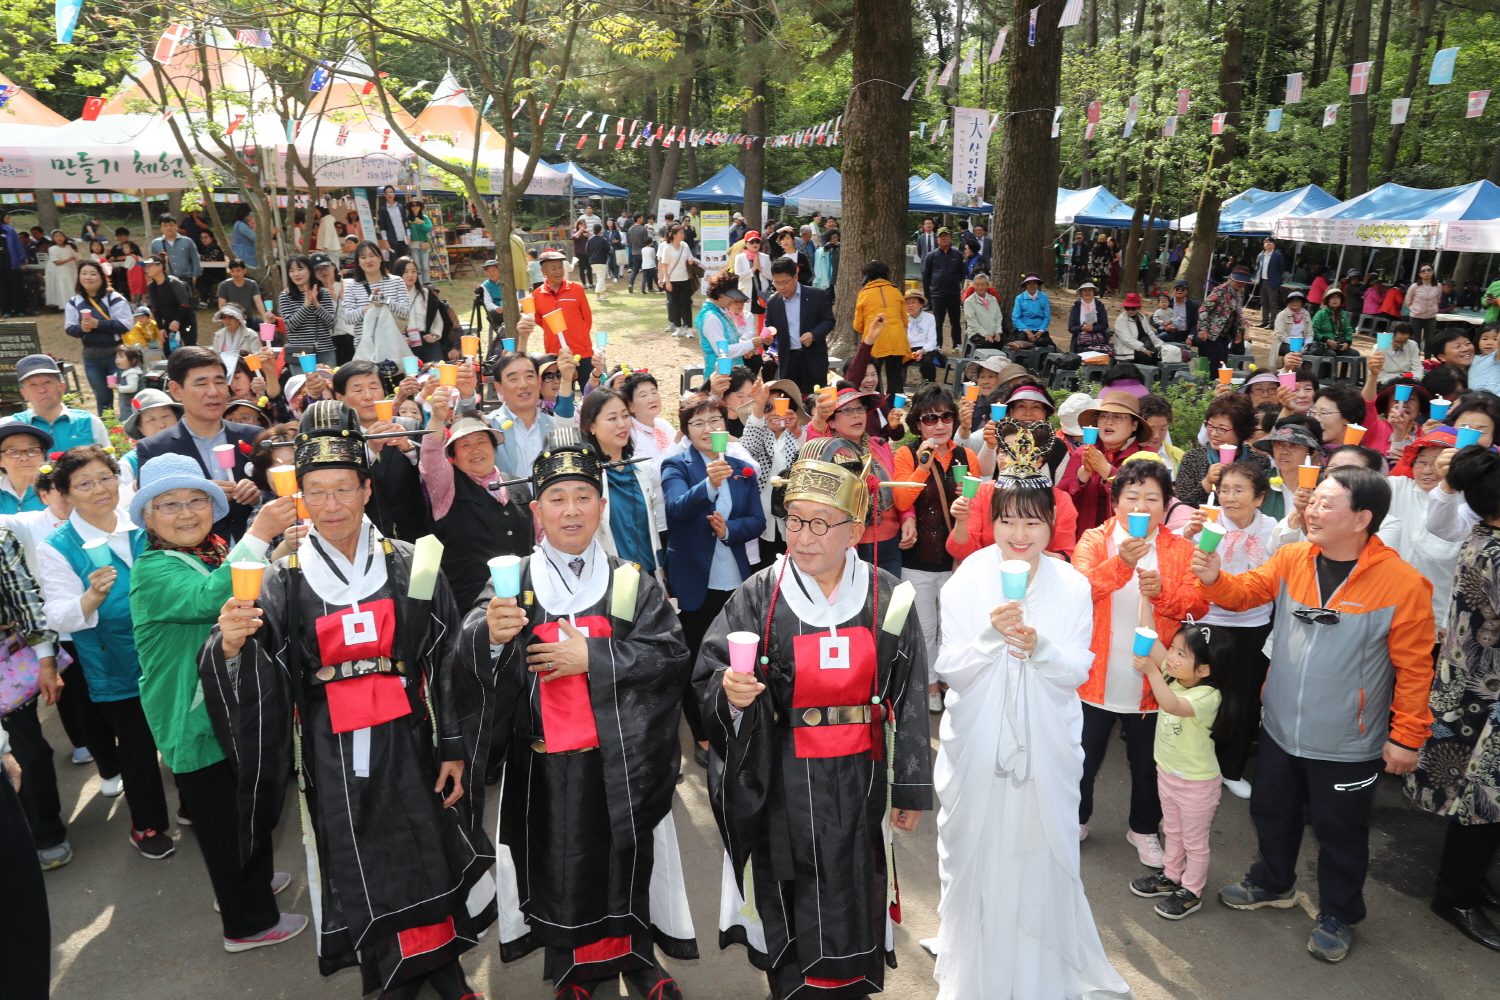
[
  {"x1": 100, "y1": 775, "x2": 124, "y2": 798},
  {"x1": 928, "y1": 690, "x2": 943, "y2": 713},
  {"x1": 1080, "y1": 824, "x2": 1090, "y2": 842},
  {"x1": 663, "y1": 323, "x2": 677, "y2": 335},
  {"x1": 1222, "y1": 776, "x2": 1252, "y2": 799},
  {"x1": 1127, "y1": 829, "x2": 1165, "y2": 868}
]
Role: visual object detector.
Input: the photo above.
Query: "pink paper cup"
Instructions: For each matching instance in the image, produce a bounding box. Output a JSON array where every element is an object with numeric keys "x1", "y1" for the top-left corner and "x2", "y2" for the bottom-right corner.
[{"x1": 727, "y1": 631, "x2": 760, "y2": 673}]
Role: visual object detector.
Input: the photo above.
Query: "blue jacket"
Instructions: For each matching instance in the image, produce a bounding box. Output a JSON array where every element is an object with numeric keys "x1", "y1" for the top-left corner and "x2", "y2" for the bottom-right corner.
[
  {"x1": 1012, "y1": 290, "x2": 1051, "y2": 332},
  {"x1": 922, "y1": 246, "x2": 967, "y2": 300},
  {"x1": 661, "y1": 449, "x2": 765, "y2": 612},
  {"x1": 1253, "y1": 249, "x2": 1287, "y2": 287}
]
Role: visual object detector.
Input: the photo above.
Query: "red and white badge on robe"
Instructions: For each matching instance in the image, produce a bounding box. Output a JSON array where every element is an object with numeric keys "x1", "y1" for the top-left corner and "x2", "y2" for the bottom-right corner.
[
  {"x1": 315, "y1": 599, "x2": 410, "y2": 735},
  {"x1": 790, "y1": 627, "x2": 875, "y2": 759},
  {"x1": 534, "y1": 615, "x2": 609, "y2": 752}
]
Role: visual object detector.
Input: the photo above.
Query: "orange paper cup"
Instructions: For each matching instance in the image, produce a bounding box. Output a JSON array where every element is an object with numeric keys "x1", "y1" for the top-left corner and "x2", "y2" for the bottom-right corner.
[
  {"x1": 519, "y1": 295, "x2": 535, "y2": 313},
  {"x1": 461, "y1": 335, "x2": 480, "y2": 357},
  {"x1": 230, "y1": 561, "x2": 265, "y2": 601},
  {"x1": 541, "y1": 309, "x2": 567, "y2": 335},
  {"x1": 438, "y1": 363, "x2": 458, "y2": 387},
  {"x1": 1199, "y1": 505, "x2": 1221, "y2": 522},
  {"x1": 1217, "y1": 367, "x2": 1233, "y2": 384},
  {"x1": 373, "y1": 399, "x2": 394, "y2": 422},
  {"x1": 244, "y1": 352, "x2": 262, "y2": 371},
  {"x1": 1343, "y1": 423, "x2": 1366, "y2": 445},
  {"x1": 269, "y1": 465, "x2": 298, "y2": 497},
  {"x1": 1297, "y1": 464, "x2": 1320, "y2": 489},
  {"x1": 964, "y1": 384, "x2": 979, "y2": 401},
  {"x1": 295, "y1": 494, "x2": 310, "y2": 519},
  {"x1": 773, "y1": 397, "x2": 790, "y2": 415}
]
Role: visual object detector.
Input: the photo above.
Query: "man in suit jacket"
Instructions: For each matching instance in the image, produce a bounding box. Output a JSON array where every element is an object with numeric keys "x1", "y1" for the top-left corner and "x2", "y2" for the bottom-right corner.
[
  {"x1": 1159, "y1": 279, "x2": 1201, "y2": 343},
  {"x1": 376, "y1": 186, "x2": 409, "y2": 261},
  {"x1": 331, "y1": 360, "x2": 430, "y2": 541},
  {"x1": 134, "y1": 347, "x2": 263, "y2": 542},
  {"x1": 914, "y1": 218, "x2": 938, "y2": 261},
  {"x1": 1253, "y1": 237, "x2": 1288, "y2": 328},
  {"x1": 764, "y1": 257, "x2": 835, "y2": 396}
]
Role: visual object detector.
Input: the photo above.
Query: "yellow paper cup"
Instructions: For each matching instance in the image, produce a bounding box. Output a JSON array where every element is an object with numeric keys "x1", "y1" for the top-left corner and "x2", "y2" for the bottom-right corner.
[
  {"x1": 230, "y1": 561, "x2": 265, "y2": 601},
  {"x1": 461, "y1": 335, "x2": 480, "y2": 357},
  {"x1": 373, "y1": 399, "x2": 394, "y2": 422},
  {"x1": 269, "y1": 465, "x2": 298, "y2": 497}
]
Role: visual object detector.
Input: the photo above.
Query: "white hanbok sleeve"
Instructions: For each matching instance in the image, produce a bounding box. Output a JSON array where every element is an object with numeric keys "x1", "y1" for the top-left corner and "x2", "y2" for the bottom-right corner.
[{"x1": 1427, "y1": 484, "x2": 1480, "y2": 543}]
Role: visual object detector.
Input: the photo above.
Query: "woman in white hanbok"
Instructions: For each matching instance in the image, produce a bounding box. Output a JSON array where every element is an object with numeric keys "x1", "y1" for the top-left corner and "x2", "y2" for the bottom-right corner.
[
  {"x1": 44, "y1": 231, "x2": 79, "y2": 309},
  {"x1": 932, "y1": 425, "x2": 1131, "y2": 1000}
]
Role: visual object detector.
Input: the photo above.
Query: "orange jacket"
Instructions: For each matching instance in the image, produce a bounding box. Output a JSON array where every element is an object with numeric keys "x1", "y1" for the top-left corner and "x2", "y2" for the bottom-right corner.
[
  {"x1": 533, "y1": 278, "x2": 594, "y2": 358},
  {"x1": 1200, "y1": 535, "x2": 1435, "y2": 754},
  {"x1": 890, "y1": 440, "x2": 978, "y2": 511},
  {"x1": 1072, "y1": 518, "x2": 1209, "y2": 710},
  {"x1": 944, "y1": 480, "x2": 1078, "y2": 561}
]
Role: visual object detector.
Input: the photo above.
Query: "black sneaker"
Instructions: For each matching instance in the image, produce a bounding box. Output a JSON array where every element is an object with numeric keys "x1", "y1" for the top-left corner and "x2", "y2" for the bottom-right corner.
[
  {"x1": 1155, "y1": 888, "x2": 1202, "y2": 920},
  {"x1": 130, "y1": 825, "x2": 175, "y2": 859},
  {"x1": 1130, "y1": 872, "x2": 1180, "y2": 898}
]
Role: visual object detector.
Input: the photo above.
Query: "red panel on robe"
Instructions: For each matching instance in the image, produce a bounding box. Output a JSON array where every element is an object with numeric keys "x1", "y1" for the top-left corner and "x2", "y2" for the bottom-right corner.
[
  {"x1": 573, "y1": 935, "x2": 632, "y2": 964},
  {"x1": 324, "y1": 673, "x2": 411, "y2": 734},
  {"x1": 789, "y1": 627, "x2": 875, "y2": 758},
  {"x1": 533, "y1": 615, "x2": 610, "y2": 752},
  {"x1": 314, "y1": 598, "x2": 396, "y2": 665},
  {"x1": 397, "y1": 915, "x2": 455, "y2": 958},
  {"x1": 806, "y1": 976, "x2": 866, "y2": 988}
]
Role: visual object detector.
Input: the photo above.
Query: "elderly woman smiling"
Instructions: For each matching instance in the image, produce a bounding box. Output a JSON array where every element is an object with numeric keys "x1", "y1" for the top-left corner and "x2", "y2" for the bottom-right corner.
[{"x1": 127, "y1": 453, "x2": 306, "y2": 950}]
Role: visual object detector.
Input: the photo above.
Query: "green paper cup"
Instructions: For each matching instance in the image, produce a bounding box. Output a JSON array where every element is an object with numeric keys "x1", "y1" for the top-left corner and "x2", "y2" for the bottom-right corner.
[
  {"x1": 962, "y1": 475, "x2": 981, "y2": 499},
  {"x1": 710, "y1": 430, "x2": 729, "y2": 453},
  {"x1": 1198, "y1": 521, "x2": 1227, "y2": 553}
]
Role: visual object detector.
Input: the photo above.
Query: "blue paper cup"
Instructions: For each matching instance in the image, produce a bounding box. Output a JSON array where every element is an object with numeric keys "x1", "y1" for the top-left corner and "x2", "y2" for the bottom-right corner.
[
  {"x1": 1376, "y1": 332, "x2": 1394, "y2": 350},
  {"x1": 82, "y1": 538, "x2": 111, "y2": 569},
  {"x1": 716, "y1": 357, "x2": 733, "y2": 375},
  {"x1": 1127, "y1": 511, "x2": 1150, "y2": 538},
  {"x1": 1132, "y1": 627, "x2": 1157, "y2": 657},
  {"x1": 1430, "y1": 400, "x2": 1451, "y2": 422},
  {"x1": 1000, "y1": 559, "x2": 1029, "y2": 600},
  {"x1": 487, "y1": 555, "x2": 523, "y2": 599},
  {"x1": 892, "y1": 393, "x2": 907, "y2": 409},
  {"x1": 502, "y1": 338, "x2": 516, "y2": 352},
  {"x1": 401, "y1": 356, "x2": 420, "y2": 376},
  {"x1": 991, "y1": 403, "x2": 1006, "y2": 422},
  {"x1": 298, "y1": 353, "x2": 317, "y2": 373},
  {"x1": 1082, "y1": 426, "x2": 1099, "y2": 445},
  {"x1": 596, "y1": 330, "x2": 609, "y2": 348},
  {"x1": 1289, "y1": 337, "x2": 1304, "y2": 352},
  {"x1": 1457, "y1": 426, "x2": 1483, "y2": 449},
  {"x1": 1393, "y1": 383, "x2": 1413, "y2": 402}
]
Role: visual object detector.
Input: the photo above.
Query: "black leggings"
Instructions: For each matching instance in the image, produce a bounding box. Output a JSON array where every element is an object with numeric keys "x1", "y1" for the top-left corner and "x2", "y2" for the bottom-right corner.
[
  {"x1": 175, "y1": 760, "x2": 280, "y2": 939},
  {"x1": 1213, "y1": 621, "x2": 1273, "y2": 781},
  {"x1": 1436, "y1": 819, "x2": 1500, "y2": 908},
  {"x1": 878, "y1": 355, "x2": 906, "y2": 396},
  {"x1": 666, "y1": 282, "x2": 695, "y2": 328},
  {"x1": 85, "y1": 695, "x2": 170, "y2": 833},
  {"x1": 1080, "y1": 701, "x2": 1162, "y2": 835},
  {"x1": 676, "y1": 588, "x2": 735, "y2": 745},
  {"x1": 2, "y1": 699, "x2": 67, "y2": 849}
]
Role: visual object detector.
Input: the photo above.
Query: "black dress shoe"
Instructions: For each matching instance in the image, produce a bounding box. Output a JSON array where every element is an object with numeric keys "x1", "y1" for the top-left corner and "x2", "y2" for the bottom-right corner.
[
  {"x1": 1482, "y1": 879, "x2": 1500, "y2": 913},
  {"x1": 693, "y1": 747, "x2": 709, "y2": 768},
  {"x1": 427, "y1": 960, "x2": 482, "y2": 1000},
  {"x1": 623, "y1": 962, "x2": 683, "y2": 999},
  {"x1": 1431, "y1": 898, "x2": 1500, "y2": 951}
]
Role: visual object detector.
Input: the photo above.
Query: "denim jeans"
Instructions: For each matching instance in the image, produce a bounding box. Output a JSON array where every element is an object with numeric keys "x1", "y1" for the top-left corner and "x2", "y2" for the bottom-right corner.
[
  {"x1": 412, "y1": 246, "x2": 432, "y2": 284},
  {"x1": 82, "y1": 355, "x2": 115, "y2": 417},
  {"x1": 628, "y1": 252, "x2": 643, "y2": 290}
]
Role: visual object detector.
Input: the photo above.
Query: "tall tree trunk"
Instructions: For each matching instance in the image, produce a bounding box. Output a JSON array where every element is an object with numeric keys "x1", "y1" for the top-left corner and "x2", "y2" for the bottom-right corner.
[
  {"x1": 831, "y1": 0, "x2": 913, "y2": 355},
  {"x1": 1348, "y1": 0, "x2": 1372, "y2": 195},
  {"x1": 646, "y1": 93, "x2": 663, "y2": 212},
  {"x1": 1122, "y1": 1, "x2": 1164, "y2": 294},
  {"x1": 949, "y1": 0, "x2": 966, "y2": 96},
  {"x1": 653, "y1": 20, "x2": 701, "y2": 211},
  {"x1": 1128, "y1": 0, "x2": 1147, "y2": 67},
  {"x1": 1179, "y1": 0, "x2": 1245, "y2": 293},
  {"x1": 1372, "y1": 0, "x2": 1392, "y2": 92},
  {"x1": 1323, "y1": 0, "x2": 1348, "y2": 84},
  {"x1": 1311, "y1": 0, "x2": 1328, "y2": 85},
  {"x1": 739, "y1": 0, "x2": 767, "y2": 232},
  {"x1": 1080, "y1": 0, "x2": 1100, "y2": 188},
  {"x1": 1381, "y1": 0, "x2": 1437, "y2": 180},
  {"x1": 1253, "y1": 5, "x2": 1279, "y2": 102},
  {"x1": 992, "y1": 0, "x2": 1064, "y2": 318}
]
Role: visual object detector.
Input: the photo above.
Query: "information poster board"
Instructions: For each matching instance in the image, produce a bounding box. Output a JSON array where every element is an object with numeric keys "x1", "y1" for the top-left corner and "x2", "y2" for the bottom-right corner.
[
  {"x1": 0, "y1": 322, "x2": 42, "y2": 413},
  {"x1": 353, "y1": 191, "x2": 377, "y2": 244},
  {"x1": 700, "y1": 210, "x2": 731, "y2": 275}
]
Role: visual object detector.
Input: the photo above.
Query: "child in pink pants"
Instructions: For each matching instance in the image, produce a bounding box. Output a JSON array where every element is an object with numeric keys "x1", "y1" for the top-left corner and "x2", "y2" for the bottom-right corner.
[{"x1": 1127, "y1": 622, "x2": 1231, "y2": 919}]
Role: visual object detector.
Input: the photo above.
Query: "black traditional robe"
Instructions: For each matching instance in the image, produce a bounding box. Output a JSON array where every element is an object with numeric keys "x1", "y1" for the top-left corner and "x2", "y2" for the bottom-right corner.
[
  {"x1": 693, "y1": 557, "x2": 933, "y2": 1000},
  {"x1": 458, "y1": 551, "x2": 697, "y2": 989},
  {"x1": 198, "y1": 533, "x2": 496, "y2": 994}
]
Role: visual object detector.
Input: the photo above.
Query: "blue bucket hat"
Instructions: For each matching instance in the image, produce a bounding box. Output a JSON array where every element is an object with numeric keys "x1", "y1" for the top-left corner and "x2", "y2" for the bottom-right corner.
[{"x1": 128, "y1": 453, "x2": 229, "y2": 529}]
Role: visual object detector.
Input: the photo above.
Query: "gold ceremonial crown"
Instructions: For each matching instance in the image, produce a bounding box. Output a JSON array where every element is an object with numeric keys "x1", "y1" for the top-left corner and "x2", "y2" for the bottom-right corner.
[
  {"x1": 995, "y1": 419, "x2": 1053, "y2": 484},
  {"x1": 772, "y1": 454, "x2": 924, "y2": 525}
]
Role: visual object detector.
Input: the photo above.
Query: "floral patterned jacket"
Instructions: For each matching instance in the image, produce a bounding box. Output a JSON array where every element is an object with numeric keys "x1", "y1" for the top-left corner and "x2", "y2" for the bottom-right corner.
[
  {"x1": 1199, "y1": 280, "x2": 1245, "y2": 344},
  {"x1": 1406, "y1": 522, "x2": 1500, "y2": 825}
]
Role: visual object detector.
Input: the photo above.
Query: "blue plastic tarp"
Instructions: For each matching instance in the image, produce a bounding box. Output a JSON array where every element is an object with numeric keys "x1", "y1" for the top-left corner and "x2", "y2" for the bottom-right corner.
[
  {"x1": 908, "y1": 173, "x2": 992, "y2": 214},
  {"x1": 547, "y1": 161, "x2": 628, "y2": 198},
  {"x1": 1055, "y1": 185, "x2": 1167, "y2": 228},
  {"x1": 1304, "y1": 179, "x2": 1500, "y2": 223},
  {"x1": 676, "y1": 165, "x2": 784, "y2": 207},
  {"x1": 1171, "y1": 185, "x2": 1341, "y2": 234},
  {"x1": 780, "y1": 167, "x2": 841, "y2": 215}
]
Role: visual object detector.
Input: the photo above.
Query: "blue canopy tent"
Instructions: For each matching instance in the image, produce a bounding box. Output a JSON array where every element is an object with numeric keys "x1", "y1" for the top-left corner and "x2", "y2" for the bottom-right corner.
[
  {"x1": 1295, "y1": 179, "x2": 1500, "y2": 228},
  {"x1": 675, "y1": 165, "x2": 784, "y2": 206},
  {"x1": 1171, "y1": 184, "x2": 1339, "y2": 234},
  {"x1": 908, "y1": 173, "x2": 992, "y2": 214},
  {"x1": 547, "y1": 160, "x2": 628, "y2": 198},
  {"x1": 780, "y1": 167, "x2": 842, "y2": 215},
  {"x1": 1055, "y1": 185, "x2": 1167, "y2": 228}
]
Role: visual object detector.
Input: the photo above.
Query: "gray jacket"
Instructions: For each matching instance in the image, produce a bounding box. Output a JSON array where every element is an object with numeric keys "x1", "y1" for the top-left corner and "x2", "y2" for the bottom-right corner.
[{"x1": 149, "y1": 234, "x2": 201, "y2": 279}]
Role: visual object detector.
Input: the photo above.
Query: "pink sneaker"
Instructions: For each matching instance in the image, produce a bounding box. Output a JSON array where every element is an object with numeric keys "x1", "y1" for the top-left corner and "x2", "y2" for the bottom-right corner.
[
  {"x1": 223, "y1": 912, "x2": 309, "y2": 953},
  {"x1": 1126, "y1": 829, "x2": 1165, "y2": 868}
]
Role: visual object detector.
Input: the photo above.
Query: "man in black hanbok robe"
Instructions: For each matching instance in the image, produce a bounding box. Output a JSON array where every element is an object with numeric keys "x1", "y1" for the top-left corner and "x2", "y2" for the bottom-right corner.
[
  {"x1": 692, "y1": 457, "x2": 933, "y2": 1000},
  {"x1": 460, "y1": 427, "x2": 696, "y2": 1000},
  {"x1": 200, "y1": 401, "x2": 495, "y2": 1000}
]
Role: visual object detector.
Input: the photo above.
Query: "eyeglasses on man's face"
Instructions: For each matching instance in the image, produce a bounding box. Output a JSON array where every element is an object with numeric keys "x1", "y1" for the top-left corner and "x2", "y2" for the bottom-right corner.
[
  {"x1": 303, "y1": 486, "x2": 363, "y2": 506},
  {"x1": 785, "y1": 514, "x2": 854, "y2": 536}
]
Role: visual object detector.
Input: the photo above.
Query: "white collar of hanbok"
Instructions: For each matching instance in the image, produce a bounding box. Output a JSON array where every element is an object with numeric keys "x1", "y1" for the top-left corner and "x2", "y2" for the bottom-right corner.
[
  {"x1": 777, "y1": 548, "x2": 868, "y2": 631},
  {"x1": 531, "y1": 537, "x2": 608, "y2": 619},
  {"x1": 302, "y1": 516, "x2": 387, "y2": 608}
]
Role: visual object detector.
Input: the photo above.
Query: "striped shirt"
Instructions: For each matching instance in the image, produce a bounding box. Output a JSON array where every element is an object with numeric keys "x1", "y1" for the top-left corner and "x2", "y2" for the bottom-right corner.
[
  {"x1": 278, "y1": 286, "x2": 337, "y2": 357},
  {"x1": 342, "y1": 275, "x2": 411, "y2": 347},
  {"x1": 0, "y1": 526, "x2": 56, "y2": 653}
]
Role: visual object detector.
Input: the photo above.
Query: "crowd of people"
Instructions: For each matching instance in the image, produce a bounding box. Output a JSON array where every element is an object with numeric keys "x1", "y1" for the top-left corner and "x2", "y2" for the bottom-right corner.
[{"x1": 2, "y1": 203, "x2": 1500, "y2": 1000}]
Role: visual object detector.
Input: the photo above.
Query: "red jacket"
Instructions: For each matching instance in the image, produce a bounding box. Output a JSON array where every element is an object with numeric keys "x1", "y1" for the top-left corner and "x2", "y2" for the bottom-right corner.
[{"x1": 533, "y1": 279, "x2": 594, "y2": 359}]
